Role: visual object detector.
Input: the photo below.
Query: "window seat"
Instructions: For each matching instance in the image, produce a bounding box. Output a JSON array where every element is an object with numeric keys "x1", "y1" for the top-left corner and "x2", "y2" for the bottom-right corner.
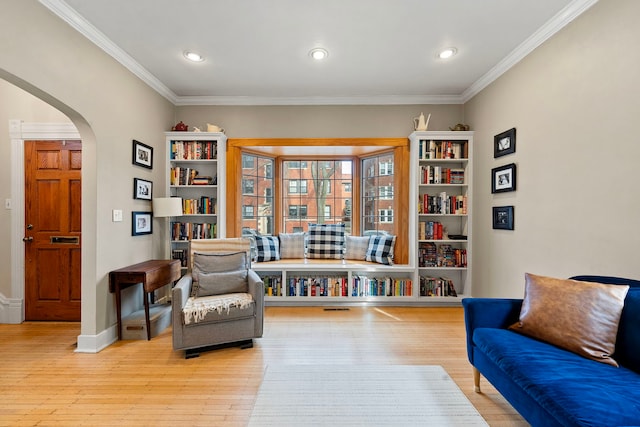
[{"x1": 253, "y1": 258, "x2": 414, "y2": 273}]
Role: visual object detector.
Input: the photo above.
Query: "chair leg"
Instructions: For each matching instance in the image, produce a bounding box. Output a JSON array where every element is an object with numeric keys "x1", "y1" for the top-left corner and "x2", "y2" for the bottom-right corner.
[
  {"x1": 473, "y1": 366, "x2": 481, "y2": 393},
  {"x1": 185, "y1": 349, "x2": 200, "y2": 359}
]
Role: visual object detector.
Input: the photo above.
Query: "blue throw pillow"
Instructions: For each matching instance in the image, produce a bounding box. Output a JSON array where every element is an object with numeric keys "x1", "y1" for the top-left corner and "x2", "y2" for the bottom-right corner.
[
  {"x1": 255, "y1": 235, "x2": 280, "y2": 262},
  {"x1": 307, "y1": 223, "x2": 345, "y2": 259},
  {"x1": 365, "y1": 234, "x2": 396, "y2": 265}
]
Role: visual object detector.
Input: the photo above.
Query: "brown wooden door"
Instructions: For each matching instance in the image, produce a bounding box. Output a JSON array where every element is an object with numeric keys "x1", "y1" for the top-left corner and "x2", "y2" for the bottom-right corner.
[{"x1": 24, "y1": 140, "x2": 82, "y2": 321}]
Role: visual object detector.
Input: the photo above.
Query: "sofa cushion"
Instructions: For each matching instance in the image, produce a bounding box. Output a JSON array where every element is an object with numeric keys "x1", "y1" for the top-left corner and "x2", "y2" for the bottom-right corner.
[
  {"x1": 306, "y1": 223, "x2": 345, "y2": 259},
  {"x1": 473, "y1": 328, "x2": 640, "y2": 426},
  {"x1": 508, "y1": 273, "x2": 629, "y2": 367},
  {"x1": 255, "y1": 235, "x2": 280, "y2": 262},
  {"x1": 365, "y1": 234, "x2": 396, "y2": 265},
  {"x1": 196, "y1": 269, "x2": 248, "y2": 297},
  {"x1": 616, "y1": 287, "x2": 640, "y2": 372},
  {"x1": 279, "y1": 232, "x2": 306, "y2": 258}
]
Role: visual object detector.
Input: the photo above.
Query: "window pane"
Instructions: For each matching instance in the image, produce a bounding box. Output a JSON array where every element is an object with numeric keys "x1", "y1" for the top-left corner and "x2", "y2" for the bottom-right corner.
[
  {"x1": 361, "y1": 153, "x2": 394, "y2": 235},
  {"x1": 241, "y1": 153, "x2": 274, "y2": 235},
  {"x1": 282, "y1": 159, "x2": 352, "y2": 232}
]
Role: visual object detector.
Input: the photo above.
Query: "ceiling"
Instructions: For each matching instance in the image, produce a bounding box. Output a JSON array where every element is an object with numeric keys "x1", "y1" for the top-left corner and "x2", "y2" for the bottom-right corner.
[{"x1": 41, "y1": 0, "x2": 596, "y2": 106}]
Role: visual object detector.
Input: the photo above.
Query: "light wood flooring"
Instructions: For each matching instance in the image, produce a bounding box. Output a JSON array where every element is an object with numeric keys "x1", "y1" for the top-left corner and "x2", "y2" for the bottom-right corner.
[{"x1": 0, "y1": 306, "x2": 528, "y2": 426}]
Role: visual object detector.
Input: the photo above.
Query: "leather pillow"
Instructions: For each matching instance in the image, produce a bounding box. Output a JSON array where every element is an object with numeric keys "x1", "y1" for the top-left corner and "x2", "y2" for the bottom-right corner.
[
  {"x1": 508, "y1": 273, "x2": 629, "y2": 367},
  {"x1": 197, "y1": 269, "x2": 248, "y2": 297}
]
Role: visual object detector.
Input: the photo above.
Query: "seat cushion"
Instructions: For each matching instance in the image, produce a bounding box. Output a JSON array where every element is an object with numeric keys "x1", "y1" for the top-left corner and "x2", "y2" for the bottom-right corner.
[
  {"x1": 473, "y1": 328, "x2": 640, "y2": 426},
  {"x1": 183, "y1": 293, "x2": 254, "y2": 325}
]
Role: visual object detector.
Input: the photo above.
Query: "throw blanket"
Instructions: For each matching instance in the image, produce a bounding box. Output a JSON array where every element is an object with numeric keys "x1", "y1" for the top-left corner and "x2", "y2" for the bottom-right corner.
[{"x1": 183, "y1": 293, "x2": 253, "y2": 325}]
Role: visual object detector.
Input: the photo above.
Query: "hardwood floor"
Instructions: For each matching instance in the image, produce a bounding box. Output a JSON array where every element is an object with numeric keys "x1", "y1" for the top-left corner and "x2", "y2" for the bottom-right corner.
[{"x1": 0, "y1": 306, "x2": 527, "y2": 426}]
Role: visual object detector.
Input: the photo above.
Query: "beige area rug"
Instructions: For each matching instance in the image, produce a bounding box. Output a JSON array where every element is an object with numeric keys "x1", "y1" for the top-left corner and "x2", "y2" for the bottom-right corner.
[{"x1": 248, "y1": 365, "x2": 488, "y2": 426}]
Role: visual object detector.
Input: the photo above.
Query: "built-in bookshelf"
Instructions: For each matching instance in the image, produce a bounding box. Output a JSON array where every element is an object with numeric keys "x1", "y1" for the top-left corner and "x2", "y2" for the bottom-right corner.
[
  {"x1": 254, "y1": 263, "x2": 415, "y2": 305},
  {"x1": 409, "y1": 131, "x2": 473, "y2": 303},
  {"x1": 166, "y1": 131, "x2": 227, "y2": 272}
]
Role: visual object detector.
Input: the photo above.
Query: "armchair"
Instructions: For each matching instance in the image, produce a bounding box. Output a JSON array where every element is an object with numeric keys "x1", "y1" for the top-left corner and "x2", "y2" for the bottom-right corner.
[{"x1": 171, "y1": 238, "x2": 264, "y2": 358}]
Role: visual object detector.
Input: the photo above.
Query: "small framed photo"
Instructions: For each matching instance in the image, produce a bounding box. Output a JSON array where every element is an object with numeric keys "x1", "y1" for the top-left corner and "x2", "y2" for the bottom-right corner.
[
  {"x1": 493, "y1": 206, "x2": 514, "y2": 230},
  {"x1": 132, "y1": 211, "x2": 152, "y2": 236},
  {"x1": 133, "y1": 178, "x2": 152, "y2": 200},
  {"x1": 491, "y1": 163, "x2": 517, "y2": 193},
  {"x1": 494, "y1": 127, "x2": 516, "y2": 158},
  {"x1": 132, "y1": 140, "x2": 153, "y2": 169}
]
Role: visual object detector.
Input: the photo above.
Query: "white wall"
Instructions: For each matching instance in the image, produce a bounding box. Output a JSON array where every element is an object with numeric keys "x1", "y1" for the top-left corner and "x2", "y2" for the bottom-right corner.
[
  {"x1": 0, "y1": 0, "x2": 174, "y2": 349},
  {"x1": 465, "y1": 0, "x2": 640, "y2": 298}
]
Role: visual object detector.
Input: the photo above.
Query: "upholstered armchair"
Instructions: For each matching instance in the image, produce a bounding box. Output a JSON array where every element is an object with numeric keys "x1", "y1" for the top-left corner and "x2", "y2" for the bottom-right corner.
[{"x1": 171, "y1": 238, "x2": 264, "y2": 358}]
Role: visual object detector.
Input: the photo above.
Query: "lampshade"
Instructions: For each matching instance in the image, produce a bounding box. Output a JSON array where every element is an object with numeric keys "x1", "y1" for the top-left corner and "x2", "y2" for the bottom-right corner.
[{"x1": 153, "y1": 197, "x2": 183, "y2": 217}]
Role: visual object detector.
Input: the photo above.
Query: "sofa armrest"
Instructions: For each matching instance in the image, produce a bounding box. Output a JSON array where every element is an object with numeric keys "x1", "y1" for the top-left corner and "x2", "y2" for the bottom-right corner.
[
  {"x1": 461, "y1": 298, "x2": 523, "y2": 365},
  {"x1": 171, "y1": 274, "x2": 192, "y2": 349}
]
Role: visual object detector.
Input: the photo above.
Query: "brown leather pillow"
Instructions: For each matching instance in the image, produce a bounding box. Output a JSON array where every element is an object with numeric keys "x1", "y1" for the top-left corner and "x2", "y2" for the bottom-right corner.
[{"x1": 508, "y1": 273, "x2": 629, "y2": 367}]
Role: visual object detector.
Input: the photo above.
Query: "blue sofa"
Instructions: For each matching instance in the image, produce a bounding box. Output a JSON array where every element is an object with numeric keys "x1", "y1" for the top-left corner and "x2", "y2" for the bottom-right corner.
[{"x1": 463, "y1": 275, "x2": 640, "y2": 427}]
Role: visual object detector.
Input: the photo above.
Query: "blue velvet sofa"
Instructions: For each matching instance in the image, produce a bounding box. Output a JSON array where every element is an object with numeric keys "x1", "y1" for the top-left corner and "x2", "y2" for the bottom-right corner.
[{"x1": 463, "y1": 275, "x2": 640, "y2": 427}]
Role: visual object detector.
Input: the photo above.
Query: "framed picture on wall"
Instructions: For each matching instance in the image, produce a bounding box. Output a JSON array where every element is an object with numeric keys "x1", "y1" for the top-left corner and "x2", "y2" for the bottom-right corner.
[
  {"x1": 493, "y1": 206, "x2": 514, "y2": 230},
  {"x1": 494, "y1": 128, "x2": 516, "y2": 158},
  {"x1": 132, "y1": 139, "x2": 153, "y2": 169},
  {"x1": 491, "y1": 163, "x2": 516, "y2": 193},
  {"x1": 132, "y1": 211, "x2": 152, "y2": 236},
  {"x1": 133, "y1": 178, "x2": 152, "y2": 200}
]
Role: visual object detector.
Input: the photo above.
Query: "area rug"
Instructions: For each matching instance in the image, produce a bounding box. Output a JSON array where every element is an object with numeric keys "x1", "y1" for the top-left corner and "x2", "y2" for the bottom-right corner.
[{"x1": 248, "y1": 365, "x2": 488, "y2": 426}]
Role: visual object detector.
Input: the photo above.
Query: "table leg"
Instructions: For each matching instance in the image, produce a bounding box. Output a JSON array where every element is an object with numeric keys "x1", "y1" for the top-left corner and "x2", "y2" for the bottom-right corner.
[
  {"x1": 143, "y1": 290, "x2": 151, "y2": 340},
  {"x1": 115, "y1": 284, "x2": 122, "y2": 340}
]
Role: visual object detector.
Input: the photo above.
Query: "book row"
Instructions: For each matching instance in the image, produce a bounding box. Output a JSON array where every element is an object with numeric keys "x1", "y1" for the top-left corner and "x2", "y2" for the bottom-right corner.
[
  {"x1": 418, "y1": 192, "x2": 467, "y2": 215},
  {"x1": 172, "y1": 249, "x2": 188, "y2": 268},
  {"x1": 170, "y1": 167, "x2": 217, "y2": 186},
  {"x1": 182, "y1": 197, "x2": 216, "y2": 215},
  {"x1": 418, "y1": 140, "x2": 468, "y2": 160},
  {"x1": 170, "y1": 140, "x2": 218, "y2": 160},
  {"x1": 418, "y1": 242, "x2": 467, "y2": 268},
  {"x1": 419, "y1": 276, "x2": 458, "y2": 297},
  {"x1": 261, "y1": 275, "x2": 414, "y2": 297},
  {"x1": 170, "y1": 222, "x2": 217, "y2": 240},
  {"x1": 420, "y1": 165, "x2": 465, "y2": 185}
]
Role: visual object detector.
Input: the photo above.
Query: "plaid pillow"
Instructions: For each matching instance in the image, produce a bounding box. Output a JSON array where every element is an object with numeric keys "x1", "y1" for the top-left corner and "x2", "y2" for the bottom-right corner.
[
  {"x1": 307, "y1": 223, "x2": 345, "y2": 259},
  {"x1": 345, "y1": 235, "x2": 370, "y2": 260},
  {"x1": 365, "y1": 234, "x2": 396, "y2": 265},
  {"x1": 255, "y1": 235, "x2": 280, "y2": 262},
  {"x1": 279, "y1": 232, "x2": 306, "y2": 259}
]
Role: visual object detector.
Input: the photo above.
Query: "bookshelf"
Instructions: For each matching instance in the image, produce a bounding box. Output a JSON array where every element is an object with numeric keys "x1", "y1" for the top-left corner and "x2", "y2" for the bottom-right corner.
[
  {"x1": 165, "y1": 131, "x2": 227, "y2": 272},
  {"x1": 409, "y1": 131, "x2": 473, "y2": 302}
]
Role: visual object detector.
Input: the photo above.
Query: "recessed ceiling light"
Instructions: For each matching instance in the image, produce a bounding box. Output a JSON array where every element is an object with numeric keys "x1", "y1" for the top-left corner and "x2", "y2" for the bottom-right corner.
[
  {"x1": 184, "y1": 51, "x2": 204, "y2": 62},
  {"x1": 309, "y1": 48, "x2": 328, "y2": 60},
  {"x1": 438, "y1": 47, "x2": 457, "y2": 59}
]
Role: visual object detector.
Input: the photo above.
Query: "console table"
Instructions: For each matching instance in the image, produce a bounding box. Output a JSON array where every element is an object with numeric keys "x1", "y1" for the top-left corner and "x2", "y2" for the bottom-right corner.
[{"x1": 109, "y1": 259, "x2": 181, "y2": 340}]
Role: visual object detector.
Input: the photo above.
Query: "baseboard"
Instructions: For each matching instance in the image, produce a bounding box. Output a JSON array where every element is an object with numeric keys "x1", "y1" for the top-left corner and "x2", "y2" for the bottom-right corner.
[
  {"x1": 0, "y1": 294, "x2": 23, "y2": 324},
  {"x1": 75, "y1": 324, "x2": 118, "y2": 353}
]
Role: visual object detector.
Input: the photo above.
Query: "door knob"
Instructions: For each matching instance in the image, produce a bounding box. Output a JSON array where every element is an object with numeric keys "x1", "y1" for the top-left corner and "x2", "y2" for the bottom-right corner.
[{"x1": 23, "y1": 236, "x2": 33, "y2": 242}]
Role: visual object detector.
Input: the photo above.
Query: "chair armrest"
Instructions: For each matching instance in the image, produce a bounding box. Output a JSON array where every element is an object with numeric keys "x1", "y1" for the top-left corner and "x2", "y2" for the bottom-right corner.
[
  {"x1": 172, "y1": 274, "x2": 193, "y2": 311},
  {"x1": 461, "y1": 298, "x2": 523, "y2": 365},
  {"x1": 247, "y1": 269, "x2": 264, "y2": 303}
]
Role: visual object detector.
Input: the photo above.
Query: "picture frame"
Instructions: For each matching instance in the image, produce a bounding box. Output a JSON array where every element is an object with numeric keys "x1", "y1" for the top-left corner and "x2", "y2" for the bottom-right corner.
[
  {"x1": 494, "y1": 127, "x2": 516, "y2": 158},
  {"x1": 491, "y1": 163, "x2": 516, "y2": 193},
  {"x1": 133, "y1": 178, "x2": 152, "y2": 200},
  {"x1": 132, "y1": 139, "x2": 153, "y2": 169},
  {"x1": 493, "y1": 206, "x2": 514, "y2": 230},
  {"x1": 132, "y1": 211, "x2": 152, "y2": 236}
]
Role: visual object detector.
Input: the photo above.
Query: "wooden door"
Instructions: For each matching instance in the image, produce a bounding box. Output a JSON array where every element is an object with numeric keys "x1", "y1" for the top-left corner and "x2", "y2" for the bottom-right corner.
[{"x1": 24, "y1": 140, "x2": 82, "y2": 321}]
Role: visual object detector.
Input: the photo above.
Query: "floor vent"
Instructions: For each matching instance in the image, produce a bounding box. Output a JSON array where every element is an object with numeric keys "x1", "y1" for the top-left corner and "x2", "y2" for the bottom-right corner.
[{"x1": 323, "y1": 308, "x2": 350, "y2": 311}]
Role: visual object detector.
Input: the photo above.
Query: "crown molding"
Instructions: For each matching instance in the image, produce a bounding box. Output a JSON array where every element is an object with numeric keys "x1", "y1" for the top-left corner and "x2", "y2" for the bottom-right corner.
[
  {"x1": 461, "y1": 0, "x2": 598, "y2": 103},
  {"x1": 174, "y1": 94, "x2": 464, "y2": 106},
  {"x1": 40, "y1": 0, "x2": 596, "y2": 107},
  {"x1": 38, "y1": 0, "x2": 179, "y2": 104}
]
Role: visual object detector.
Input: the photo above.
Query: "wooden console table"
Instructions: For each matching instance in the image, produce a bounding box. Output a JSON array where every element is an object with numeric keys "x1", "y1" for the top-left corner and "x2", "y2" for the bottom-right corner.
[{"x1": 109, "y1": 259, "x2": 181, "y2": 340}]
